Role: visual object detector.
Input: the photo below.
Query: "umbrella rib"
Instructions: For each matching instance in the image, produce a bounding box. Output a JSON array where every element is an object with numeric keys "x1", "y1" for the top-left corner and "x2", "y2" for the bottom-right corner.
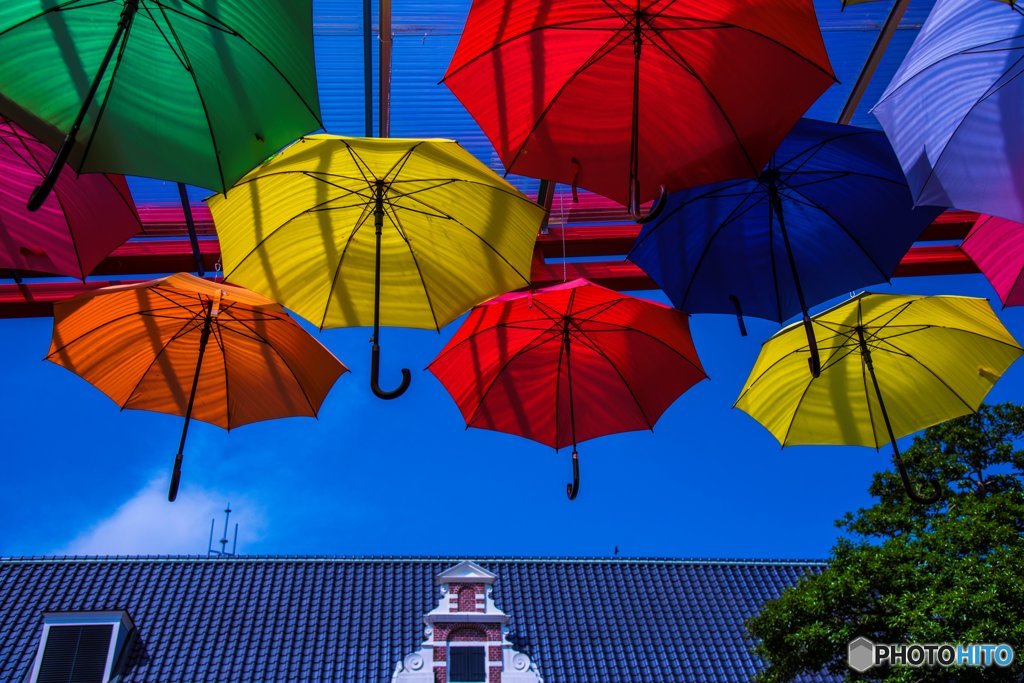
[
  {"x1": 381, "y1": 199, "x2": 442, "y2": 332},
  {"x1": 628, "y1": 177, "x2": 753, "y2": 251},
  {"x1": 462, "y1": 328, "x2": 563, "y2": 429},
  {"x1": 223, "y1": 186, "x2": 368, "y2": 281},
  {"x1": 427, "y1": 320, "x2": 546, "y2": 367},
  {"x1": 317, "y1": 202, "x2": 375, "y2": 331},
  {"x1": 75, "y1": 7, "x2": 138, "y2": 175},
  {"x1": 0, "y1": 0, "x2": 87, "y2": 40},
  {"x1": 569, "y1": 332, "x2": 655, "y2": 430},
  {"x1": 552, "y1": 289, "x2": 577, "y2": 450},
  {"x1": 146, "y1": 5, "x2": 189, "y2": 70},
  {"x1": 210, "y1": 321, "x2": 232, "y2": 431},
  {"x1": 873, "y1": 35, "x2": 1024, "y2": 105},
  {"x1": 164, "y1": 0, "x2": 324, "y2": 127},
  {"x1": 568, "y1": 318, "x2": 706, "y2": 379},
  {"x1": 781, "y1": 187, "x2": 893, "y2": 282},
  {"x1": 442, "y1": 17, "x2": 625, "y2": 82},
  {"x1": 155, "y1": 8, "x2": 228, "y2": 193},
  {"x1": 915, "y1": 51, "x2": 1024, "y2": 205},
  {"x1": 642, "y1": 32, "x2": 758, "y2": 174},
  {"x1": 119, "y1": 307, "x2": 207, "y2": 410},
  {"x1": 45, "y1": 302, "x2": 189, "y2": 357},
  {"x1": 734, "y1": 326, "x2": 851, "y2": 402},
  {"x1": 388, "y1": 190, "x2": 532, "y2": 285},
  {"x1": 407, "y1": 175, "x2": 596, "y2": 208},
  {"x1": 885, "y1": 344, "x2": 980, "y2": 417},
  {"x1": 222, "y1": 310, "x2": 322, "y2": 418},
  {"x1": 503, "y1": 30, "x2": 635, "y2": 173}
]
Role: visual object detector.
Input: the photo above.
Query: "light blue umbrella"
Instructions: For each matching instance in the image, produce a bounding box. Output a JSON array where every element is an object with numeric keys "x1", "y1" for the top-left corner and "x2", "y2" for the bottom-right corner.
[{"x1": 873, "y1": 0, "x2": 1024, "y2": 222}]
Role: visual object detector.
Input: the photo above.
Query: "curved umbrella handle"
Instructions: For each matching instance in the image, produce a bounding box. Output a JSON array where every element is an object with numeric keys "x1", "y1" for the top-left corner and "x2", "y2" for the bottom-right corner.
[
  {"x1": 371, "y1": 342, "x2": 411, "y2": 400},
  {"x1": 893, "y1": 454, "x2": 942, "y2": 504},
  {"x1": 168, "y1": 452, "x2": 183, "y2": 502},
  {"x1": 566, "y1": 449, "x2": 580, "y2": 500},
  {"x1": 635, "y1": 185, "x2": 669, "y2": 225}
]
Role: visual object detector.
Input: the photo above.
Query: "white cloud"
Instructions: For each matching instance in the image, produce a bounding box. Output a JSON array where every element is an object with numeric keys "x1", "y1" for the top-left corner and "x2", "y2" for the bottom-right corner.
[{"x1": 59, "y1": 477, "x2": 266, "y2": 556}]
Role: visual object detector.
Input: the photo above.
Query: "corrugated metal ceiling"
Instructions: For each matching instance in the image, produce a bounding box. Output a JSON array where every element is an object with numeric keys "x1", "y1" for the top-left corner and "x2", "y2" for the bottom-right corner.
[{"x1": 128, "y1": 0, "x2": 937, "y2": 229}]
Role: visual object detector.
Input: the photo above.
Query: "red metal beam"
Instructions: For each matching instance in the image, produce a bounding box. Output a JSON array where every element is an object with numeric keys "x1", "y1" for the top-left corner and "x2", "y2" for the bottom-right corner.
[{"x1": 0, "y1": 245, "x2": 977, "y2": 318}]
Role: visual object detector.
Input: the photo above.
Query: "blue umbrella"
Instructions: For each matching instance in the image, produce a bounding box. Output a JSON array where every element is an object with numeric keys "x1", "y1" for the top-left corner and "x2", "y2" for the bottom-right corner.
[
  {"x1": 628, "y1": 118, "x2": 944, "y2": 376},
  {"x1": 873, "y1": 0, "x2": 1024, "y2": 223}
]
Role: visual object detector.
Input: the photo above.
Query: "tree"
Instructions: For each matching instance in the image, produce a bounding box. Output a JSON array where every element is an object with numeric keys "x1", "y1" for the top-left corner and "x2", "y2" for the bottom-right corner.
[{"x1": 747, "y1": 403, "x2": 1024, "y2": 682}]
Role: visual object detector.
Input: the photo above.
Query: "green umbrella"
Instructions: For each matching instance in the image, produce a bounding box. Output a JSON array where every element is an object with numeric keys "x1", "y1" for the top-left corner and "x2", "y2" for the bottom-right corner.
[{"x1": 0, "y1": 0, "x2": 322, "y2": 210}]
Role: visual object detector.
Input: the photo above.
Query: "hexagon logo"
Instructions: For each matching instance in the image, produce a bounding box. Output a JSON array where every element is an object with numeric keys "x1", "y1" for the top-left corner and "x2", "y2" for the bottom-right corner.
[{"x1": 848, "y1": 637, "x2": 875, "y2": 672}]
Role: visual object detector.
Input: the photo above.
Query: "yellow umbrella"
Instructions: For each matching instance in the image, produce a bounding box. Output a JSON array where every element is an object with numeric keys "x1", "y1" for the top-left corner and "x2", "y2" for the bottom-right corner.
[
  {"x1": 208, "y1": 135, "x2": 544, "y2": 399},
  {"x1": 736, "y1": 293, "x2": 1022, "y2": 502}
]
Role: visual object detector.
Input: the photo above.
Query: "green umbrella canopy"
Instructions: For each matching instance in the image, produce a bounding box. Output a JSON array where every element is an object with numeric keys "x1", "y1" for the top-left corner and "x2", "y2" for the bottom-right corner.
[{"x1": 0, "y1": 1, "x2": 321, "y2": 197}]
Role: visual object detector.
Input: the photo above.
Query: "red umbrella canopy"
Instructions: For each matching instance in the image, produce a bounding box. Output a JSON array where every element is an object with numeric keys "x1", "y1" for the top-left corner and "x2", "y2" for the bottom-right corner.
[
  {"x1": 0, "y1": 117, "x2": 140, "y2": 279},
  {"x1": 428, "y1": 279, "x2": 706, "y2": 498},
  {"x1": 443, "y1": 0, "x2": 835, "y2": 213},
  {"x1": 961, "y1": 215, "x2": 1024, "y2": 308}
]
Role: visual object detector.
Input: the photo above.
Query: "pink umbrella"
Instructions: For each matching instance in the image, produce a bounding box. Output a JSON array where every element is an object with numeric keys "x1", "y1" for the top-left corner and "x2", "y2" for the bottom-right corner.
[
  {"x1": 961, "y1": 215, "x2": 1024, "y2": 308},
  {"x1": 0, "y1": 117, "x2": 141, "y2": 279}
]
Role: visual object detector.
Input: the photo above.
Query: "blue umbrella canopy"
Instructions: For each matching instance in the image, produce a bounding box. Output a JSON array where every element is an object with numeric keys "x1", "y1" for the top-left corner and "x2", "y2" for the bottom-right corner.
[
  {"x1": 628, "y1": 118, "x2": 944, "y2": 374},
  {"x1": 873, "y1": 0, "x2": 1024, "y2": 223}
]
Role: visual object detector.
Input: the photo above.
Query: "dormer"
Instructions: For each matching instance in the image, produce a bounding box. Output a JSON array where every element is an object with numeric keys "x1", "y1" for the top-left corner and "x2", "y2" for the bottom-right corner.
[
  {"x1": 393, "y1": 562, "x2": 542, "y2": 683},
  {"x1": 25, "y1": 611, "x2": 135, "y2": 683}
]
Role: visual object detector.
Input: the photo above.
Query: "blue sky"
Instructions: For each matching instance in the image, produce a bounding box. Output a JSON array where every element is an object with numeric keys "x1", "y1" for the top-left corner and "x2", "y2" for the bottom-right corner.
[
  {"x1": 3, "y1": 0, "x2": 1019, "y2": 560},
  {"x1": 0, "y1": 273, "x2": 1020, "y2": 559}
]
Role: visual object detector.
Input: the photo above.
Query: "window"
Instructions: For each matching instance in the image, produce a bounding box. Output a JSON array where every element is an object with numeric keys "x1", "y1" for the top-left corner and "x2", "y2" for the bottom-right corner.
[
  {"x1": 36, "y1": 625, "x2": 113, "y2": 683},
  {"x1": 448, "y1": 646, "x2": 486, "y2": 682},
  {"x1": 27, "y1": 612, "x2": 134, "y2": 683}
]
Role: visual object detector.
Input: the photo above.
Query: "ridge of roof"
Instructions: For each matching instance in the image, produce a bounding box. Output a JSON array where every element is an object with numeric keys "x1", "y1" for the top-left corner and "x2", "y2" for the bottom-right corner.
[{"x1": 0, "y1": 554, "x2": 827, "y2": 566}]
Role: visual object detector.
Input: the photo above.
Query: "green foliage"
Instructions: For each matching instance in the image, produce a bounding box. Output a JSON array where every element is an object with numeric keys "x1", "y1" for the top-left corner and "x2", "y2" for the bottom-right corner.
[{"x1": 747, "y1": 403, "x2": 1024, "y2": 682}]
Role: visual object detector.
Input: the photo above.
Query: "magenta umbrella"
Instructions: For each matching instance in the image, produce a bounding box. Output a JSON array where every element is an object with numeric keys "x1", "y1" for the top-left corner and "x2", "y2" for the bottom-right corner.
[
  {"x1": 0, "y1": 117, "x2": 141, "y2": 279},
  {"x1": 961, "y1": 214, "x2": 1024, "y2": 308}
]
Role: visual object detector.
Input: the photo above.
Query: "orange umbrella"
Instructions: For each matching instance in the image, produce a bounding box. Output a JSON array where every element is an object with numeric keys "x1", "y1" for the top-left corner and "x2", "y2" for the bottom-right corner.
[{"x1": 47, "y1": 273, "x2": 347, "y2": 501}]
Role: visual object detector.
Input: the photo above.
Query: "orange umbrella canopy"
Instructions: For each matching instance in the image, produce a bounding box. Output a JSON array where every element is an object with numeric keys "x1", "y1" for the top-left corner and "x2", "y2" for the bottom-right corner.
[{"x1": 47, "y1": 273, "x2": 348, "y2": 499}]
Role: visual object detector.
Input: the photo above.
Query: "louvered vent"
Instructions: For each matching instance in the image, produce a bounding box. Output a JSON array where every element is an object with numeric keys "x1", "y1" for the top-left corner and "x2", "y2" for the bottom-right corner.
[{"x1": 35, "y1": 624, "x2": 113, "y2": 683}]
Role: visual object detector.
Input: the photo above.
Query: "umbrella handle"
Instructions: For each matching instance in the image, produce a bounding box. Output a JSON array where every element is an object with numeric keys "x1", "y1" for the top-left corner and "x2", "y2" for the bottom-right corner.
[
  {"x1": 634, "y1": 186, "x2": 669, "y2": 225},
  {"x1": 802, "y1": 314, "x2": 821, "y2": 378},
  {"x1": 893, "y1": 453, "x2": 942, "y2": 504},
  {"x1": 566, "y1": 449, "x2": 580, "y2": 500},
  {"x1": 370, "y1": 342, "x2": 411, "y2": 400},
  {"x1": 729, "y1": 295, "x2": 748, "y2": 337},
  {"x1": 168, "y1": 451, "x2": 183, "y2": 502}
]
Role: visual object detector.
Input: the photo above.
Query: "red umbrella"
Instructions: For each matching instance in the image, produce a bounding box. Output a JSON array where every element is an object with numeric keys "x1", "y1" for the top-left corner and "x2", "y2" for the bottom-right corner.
[
  {"x1": 0, "y1": 117, "x2": 141, "y2": 279},
  {"x1": 443, "y1": 0, "x2": 835, "y2": 215},
  {"x1": 428, "y1": 279, "x2": 706, "y2": 499},
  {"x1": 961, "y1": 214, "x2": 1024, "y2": 308}
]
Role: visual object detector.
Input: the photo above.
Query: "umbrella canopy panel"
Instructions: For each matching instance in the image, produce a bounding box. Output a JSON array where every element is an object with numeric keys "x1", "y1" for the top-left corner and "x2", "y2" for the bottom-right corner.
[
  {"x1": 443, "y1": 0, "x2": 835, "y2": 209},
  {"x1": 46, "y1": 272, "x2": 346, "y2": 430},
  {"x1": 873, "y1": 0, "x2": 1024, "y2": 222},
  {"x1": 736, "y1": 293, "x2": 1022, "y2": 448},
  {"x1": 428, "y1": 278, "x2": 707, "y2": 449},
  {"x1": 0, "y1": 117, "x2": 140, "y2": 278},
  {"x1": 0, "y1": 0, "x2": 321, "y2": 192},
  {"x1": 961, "y1": 214, "x2": 1024, "y2": 307},
  {"x1": 210, "y1": 135, "x2": 544, "y2": 331}
]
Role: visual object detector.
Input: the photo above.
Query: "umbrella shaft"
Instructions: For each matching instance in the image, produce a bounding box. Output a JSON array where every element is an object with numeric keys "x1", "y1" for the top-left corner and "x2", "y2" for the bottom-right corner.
[
  {"x1": 177, "y1": 183, "x2": 205, "y2": 277},
  {"x1": 628, "y1": 20, "x2": 642, "y2": 216},
  {"x1": 27, "y1": 0, "x2": 139, "y2": 211},
  {"x1": 856, "y1": 326, "x2": 900, "y2": 451},
  {"x1": 177, "y1": 307, "x2": 214, "y2": 455},
  {"x1": 372, "y1": 182, "x2": 384, "y2": 343}
]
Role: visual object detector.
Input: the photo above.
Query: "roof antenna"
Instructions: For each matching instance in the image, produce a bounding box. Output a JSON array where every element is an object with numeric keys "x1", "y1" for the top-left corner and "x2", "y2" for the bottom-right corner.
[{"x1": 208, "y1": 503, "x2": 239, "y2": 557}]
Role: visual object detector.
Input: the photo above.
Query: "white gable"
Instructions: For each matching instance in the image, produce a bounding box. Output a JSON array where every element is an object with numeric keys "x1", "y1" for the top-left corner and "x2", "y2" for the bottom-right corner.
[{"x1": 435, "y1": 560, "x2": 497, "y2": 585}]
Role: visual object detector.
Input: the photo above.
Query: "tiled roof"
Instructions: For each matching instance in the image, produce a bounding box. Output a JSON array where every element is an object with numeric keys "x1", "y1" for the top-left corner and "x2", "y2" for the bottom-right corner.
[{"x1": 0, "y1": 556, "x2": 835, "y2": 683}]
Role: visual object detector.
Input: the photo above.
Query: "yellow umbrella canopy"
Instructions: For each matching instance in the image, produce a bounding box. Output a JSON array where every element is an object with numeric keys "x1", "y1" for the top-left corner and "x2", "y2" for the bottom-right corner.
[
  {"x1": 47, "y1": 273, "x2": 348, "y2": 501},
  {"x1": 209, "y1": 135, "x2": 544, "y2": 399},
  {"x1": 736, "y1": 293, "x2": 1022, "y2": 502}
]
